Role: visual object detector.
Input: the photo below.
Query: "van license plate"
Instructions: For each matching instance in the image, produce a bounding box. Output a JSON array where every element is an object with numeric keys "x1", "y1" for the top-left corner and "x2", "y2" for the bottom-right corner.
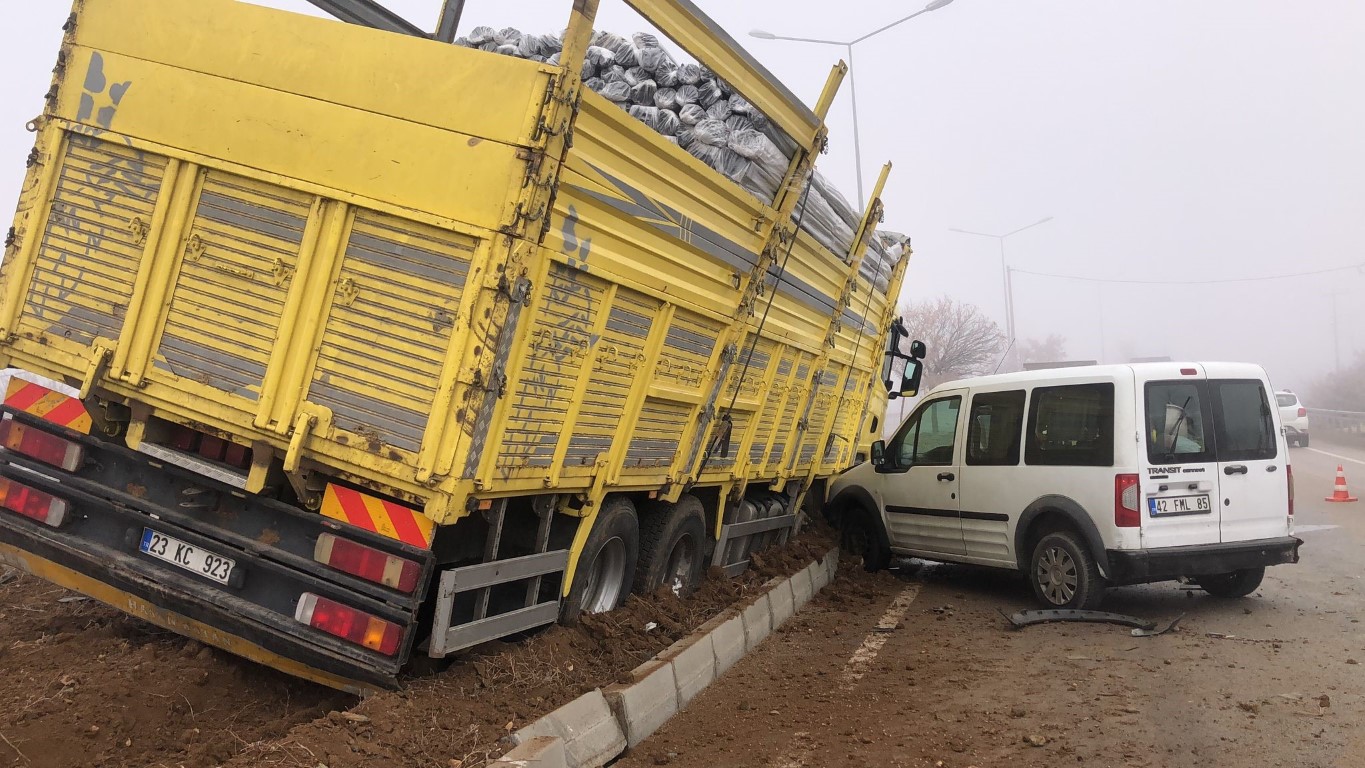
[
  {"x1": 1149, "y1": 495, "x2": 1212, "y2": 516},
  {"x1": 139, "y1": 528, "x2": 235, "y2": 584}
]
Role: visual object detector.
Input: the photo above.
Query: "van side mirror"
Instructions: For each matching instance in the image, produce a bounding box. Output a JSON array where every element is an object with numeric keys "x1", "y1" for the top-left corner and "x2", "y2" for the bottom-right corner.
[{"x1": 870, "y1": 440, "x2": 886, "y2": 467}]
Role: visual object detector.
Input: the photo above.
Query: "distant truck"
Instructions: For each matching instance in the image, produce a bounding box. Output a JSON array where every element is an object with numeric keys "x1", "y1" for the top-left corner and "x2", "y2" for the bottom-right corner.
[{"x1": 0, "y1": 0, "x2": 916, "y2": 691}]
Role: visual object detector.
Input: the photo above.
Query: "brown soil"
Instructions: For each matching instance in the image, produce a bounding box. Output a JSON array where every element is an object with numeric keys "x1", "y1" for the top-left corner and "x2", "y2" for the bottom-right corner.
[
  {"x1": 0, "y1": 568, "x2": 348, "y2": 768},
  {"x1": 219, "y1": 527, "x2": 836, "y2": 768}
]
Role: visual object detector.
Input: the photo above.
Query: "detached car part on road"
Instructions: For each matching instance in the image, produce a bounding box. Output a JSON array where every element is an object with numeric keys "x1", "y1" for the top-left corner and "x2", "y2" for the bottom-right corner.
[{"x1": 827, "y1": 363, "x2": 1302, "y2": 610}]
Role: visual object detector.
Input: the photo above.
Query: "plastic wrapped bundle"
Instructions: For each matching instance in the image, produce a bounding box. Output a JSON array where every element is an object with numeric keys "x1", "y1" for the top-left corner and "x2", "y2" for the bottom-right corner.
[
  {"x1": 654, "y1": 108, "x2": 681, "y2": 137},
  {"x1": 706, "y1": 99, "x2": 731, "y2": 122},
  {"x1": 696, "y1": 79, "x2": 725, "y2": 107},
  {"x1": 639, "y1": 45, "x2": 676, "y2": 74},
  {"x1": 629, "y1": 79, "x2": 657, "y2": 104},
  {"x1": 591, "y1": 31, "x2": 639, "y2": 67},
  {"x1": 675, "y1": 85, "x2": 701, "y2": 107},
  {"x1": 688, "y1": 143, "x2": 750, "y2": 181},
  {"x1": 598, "y1": 81, "x2": 631, "y2": 102},
  {"x1": 585, "y1": 77, "x2": 608, "y2": 94},
  {"x1": 585, "y1": 46, "x2": 616, "y2": 69},
  {"x1": 654, "y1": 87, "x2": 679, "y2": 111},
  {"x1": 677, "y1": 128, "x2": 696, "y2": 149},
  {"x1": 655, "y1": 66, "x2": 680, "y2": 88},
  {"x1": 678, "y1": 103, "x2": 707, "y2": 125},
  {"x1": 692, "y1": 118, "x2": 730, "y2": 147},
  {"x1": 676, "y1": 63, "x2": 703, "y2": 85},
  {"x1": 467, "y1": 26, "x2": 497, "y2": 45},
  {"x1": 725, "y1": 115, "x2": 753, "y2": 133},
  {"x1": 728, "y1": 95, "x2": 754, "y2": 116},
  {"x1": 495, "y1": 44, "x2": 520, "y2": 57},
  {"x1": 632, "y1": 32, "x2": 662, "y2": 49}
]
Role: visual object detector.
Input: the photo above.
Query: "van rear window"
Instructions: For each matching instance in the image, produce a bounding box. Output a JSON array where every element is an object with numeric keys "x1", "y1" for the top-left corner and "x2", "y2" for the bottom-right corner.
[
  {"x1": 1025, "y1": 383, "x2": 1114, "y2": 467},
  {"x1": 1211, "y1": 380, "x2": 1277, "y2": 462},
  {"x1": 1275, "y1": 393, "x2": 1297, "y2": 408}
]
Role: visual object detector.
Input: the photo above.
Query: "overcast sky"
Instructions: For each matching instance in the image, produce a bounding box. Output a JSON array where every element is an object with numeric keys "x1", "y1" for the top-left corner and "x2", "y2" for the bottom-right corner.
[{"x1": 3, "y1": 0, "x2": 1362, "y2": 393}]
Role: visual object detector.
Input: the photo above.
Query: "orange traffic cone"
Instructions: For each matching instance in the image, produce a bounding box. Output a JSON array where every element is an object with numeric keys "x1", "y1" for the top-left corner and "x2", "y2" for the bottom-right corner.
[{"x1": 1325, "y1": 465, "x2": 1359, "y2": 503}]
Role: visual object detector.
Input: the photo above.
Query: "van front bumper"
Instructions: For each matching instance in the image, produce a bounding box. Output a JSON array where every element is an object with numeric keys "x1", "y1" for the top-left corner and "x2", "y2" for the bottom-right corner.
[{"x1": 1106, "y1": 536, "x2": 1302, "y2": 584}]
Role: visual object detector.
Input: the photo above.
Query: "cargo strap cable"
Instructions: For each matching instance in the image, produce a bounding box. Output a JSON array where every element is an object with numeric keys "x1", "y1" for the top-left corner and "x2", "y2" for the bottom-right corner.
[{"x1": 704, "y1": 175, "x2": 816, "y2": 463}]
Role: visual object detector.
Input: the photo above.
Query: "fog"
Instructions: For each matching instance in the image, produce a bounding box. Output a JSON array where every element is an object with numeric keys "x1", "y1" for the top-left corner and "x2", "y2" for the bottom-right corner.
[{"x1": 3, "y1": 0, "x2": 1361, "y2": 395}]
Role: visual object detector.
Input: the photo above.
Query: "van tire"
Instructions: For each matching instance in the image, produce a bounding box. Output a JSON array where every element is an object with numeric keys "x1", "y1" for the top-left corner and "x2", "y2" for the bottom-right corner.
[
  {"x1": 561, "y1": 497, "x2": 639, "y2": 623},
  {"x1": 634, "y1": 495, "x2": 708, "y2": 598},
  {"x1": 840, "y1": 506, "x2": 890, "y2": 573},
  {"x1": 1299, "y1": 435, "x2": 1310, "y2": 447},
  {"x1": 1029, "y1": 531, "x2": 1106, "y2": 610},
  {"x1": 1198, "y1": 567, "x2": 1265, "y2": 598}
]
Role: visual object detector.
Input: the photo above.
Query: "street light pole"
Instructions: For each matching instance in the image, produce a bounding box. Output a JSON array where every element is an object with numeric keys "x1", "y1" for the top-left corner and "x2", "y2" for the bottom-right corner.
[
  {"x1": 949, "y1": 217, "x2": 1054, "y2": 367},
  {"x1": 750, "y1": 0, "x2": 956, "y2": 207}
]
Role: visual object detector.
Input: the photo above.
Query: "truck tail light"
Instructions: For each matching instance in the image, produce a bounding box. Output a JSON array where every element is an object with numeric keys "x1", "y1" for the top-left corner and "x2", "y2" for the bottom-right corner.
[
  {"x1": 1114, "y1": 473, "x2": 1140, "y2": 528},
  {"x1": 0, "y1": 418, "x2": 83, "y2": 471},
  {"x1": 1297, "y1": 407, "x2": 1307, "y2": 418},
  {"x1": 314, "y1": 533, "x2": 421, "y2": 594},
  {"x1": 1287, "y1": 465, "x2": 1294, "y2": 517},
  {"x1": 294, "y1": 594, "x2": 402, "y2": 656},
  {"x1": 0, "y1": 477, "x2": 70, "y2": 527}
]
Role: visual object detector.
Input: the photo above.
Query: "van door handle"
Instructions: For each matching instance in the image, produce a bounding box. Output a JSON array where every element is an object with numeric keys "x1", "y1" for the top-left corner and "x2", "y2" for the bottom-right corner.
[
  {"x1": 1224, "y1": 465, "x2": 1248, "y2": 475},
  {"x1": 937, "y1": 472, "x2": 955, "y2": 482}
]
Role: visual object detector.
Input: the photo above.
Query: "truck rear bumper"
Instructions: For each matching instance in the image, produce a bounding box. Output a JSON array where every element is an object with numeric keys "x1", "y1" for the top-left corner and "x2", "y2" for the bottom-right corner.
[
  {"x1": 1106, "y1": 536, "x2": 1302, "y2": 584},
  {"x1": 0, "y1": 407, "x2": 432, "y2": 693}
]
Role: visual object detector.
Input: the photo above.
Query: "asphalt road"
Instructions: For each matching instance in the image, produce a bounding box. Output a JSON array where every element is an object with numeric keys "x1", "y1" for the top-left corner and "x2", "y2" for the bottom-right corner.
[{"x1": 619, "y1": 437, "x2": 1365, "y2": 768}]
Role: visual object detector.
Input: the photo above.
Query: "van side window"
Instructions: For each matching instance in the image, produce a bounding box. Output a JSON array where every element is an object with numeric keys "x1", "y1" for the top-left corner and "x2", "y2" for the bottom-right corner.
[
  {"x1": 1211, "y1": 380, "x2": 1277, "y2": 462},
  {"x1": 887, "y1": 397, "x2": 962, "y2": 470},
  {"x1": 1145, "y1": 381, "x2": 1214, "y2": 464},
  {"x1": 967, "y1": 390, "x2": 1025, "y2": 466},
  {"x1": 1025, "y1": 383, "x2": 1114, "y2": 467}
]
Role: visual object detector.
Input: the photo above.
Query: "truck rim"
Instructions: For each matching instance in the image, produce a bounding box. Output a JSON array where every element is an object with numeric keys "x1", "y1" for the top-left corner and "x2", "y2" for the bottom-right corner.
[
  {"x1": 664, "y1": 535, "x2": 697, "y2": 597},
  {"x1": 581, "y1": 536, "x2": 627, "y2": 613},
  {"x1": 1036, "y1": 546, "x2": 1078, "y2": 605}
]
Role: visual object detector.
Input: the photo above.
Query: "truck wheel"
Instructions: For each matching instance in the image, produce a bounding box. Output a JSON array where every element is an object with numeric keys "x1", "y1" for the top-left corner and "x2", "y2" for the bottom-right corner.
[
  {"x1": 634, "y1": 495, "x2": 708, "y2": 597},
  {"x1": 562, "y1": 497, "x2": 639, "y2": 623},
  {"x1": 1198, "y1": 567, "x2": 1264, "y2": 598},
  {"x1": 840, "y1": 506, "x2": 890, "y2": 572},
  {"x1": 1029, "y1": 531, "x2": 1106, "y2": 610}
]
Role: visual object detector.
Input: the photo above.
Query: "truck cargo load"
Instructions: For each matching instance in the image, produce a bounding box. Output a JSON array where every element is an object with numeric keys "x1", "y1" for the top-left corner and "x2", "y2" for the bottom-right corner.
[{"x1": 0, "y1": 0, "x2": 915, "y2": 692}]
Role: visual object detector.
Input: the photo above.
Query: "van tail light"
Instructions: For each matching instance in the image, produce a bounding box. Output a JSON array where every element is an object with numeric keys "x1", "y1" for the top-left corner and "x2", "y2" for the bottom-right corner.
[
  {"x1": 1115, "y1": 474, "x2": 1141, "y2": 528},
  {"x1": 294, "y1": 593, "x2": 402, "y2": 656},
  {"x1": 1297, "y1": 407, "x2": 1307, "y2": 418},
  {"x1": 1287, "y1": 465, "x2": 1294, "y2": 517},
  {"x1": 0, "y1": 419, "x2": 83, "y2": 471},
  {"x1": 0, "y1": 477, "x2": 70, "y2": 527},
  {"x1": 314, "y1": 533, "x2": 421, "y2": 594}
]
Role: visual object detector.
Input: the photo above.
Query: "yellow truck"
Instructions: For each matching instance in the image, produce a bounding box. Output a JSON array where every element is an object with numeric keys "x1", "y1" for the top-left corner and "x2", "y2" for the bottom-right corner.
[{"x1": 0, "y1": 0, "x2": 918, "y2": 692}]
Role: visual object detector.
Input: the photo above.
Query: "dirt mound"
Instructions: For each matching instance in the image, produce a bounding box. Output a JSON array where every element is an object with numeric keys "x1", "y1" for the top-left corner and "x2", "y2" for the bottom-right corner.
[
  {"x1": 226, "y1": 526, "x2": 835, "y2": 768},
  {"x1": 0, "y1": 568, "x2": 348, "y2": 768}
]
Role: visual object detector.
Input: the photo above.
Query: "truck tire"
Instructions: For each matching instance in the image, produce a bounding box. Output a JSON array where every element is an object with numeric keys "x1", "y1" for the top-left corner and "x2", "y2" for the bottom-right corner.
[
  {"x1": 562, "y1": 497, "x2": 639, "y2": 623},
  {"x1": 634, "y1": 495, "x2": 708, "y2": 597},
  {"x1": 1029, "y1": 530, "x2": 1106, "y2": 610},
  {"x1": 1198, "y1": 567, "x2": 1264, "y2": 598}
]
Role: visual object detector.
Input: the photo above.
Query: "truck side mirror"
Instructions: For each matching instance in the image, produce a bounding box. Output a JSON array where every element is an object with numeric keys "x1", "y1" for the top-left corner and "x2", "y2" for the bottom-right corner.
[
  {"x1": 909, "y1": 340, "x2": 927, "y2": 360},
  {"x1": 899, "y1": 360, "x2": 923, "y2": 398},
  {"x1": 870, "y1": 440, "x2": 886, "y2": 467}
]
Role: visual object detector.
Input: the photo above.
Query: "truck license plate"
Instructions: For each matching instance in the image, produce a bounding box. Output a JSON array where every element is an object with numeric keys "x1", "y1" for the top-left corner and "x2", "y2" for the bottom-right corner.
[
  {"x1": 139, "y1": 528, "x2": 235, "y2": 584},
  {"x1": 1148, "y1": 494, "x2": 1211, "y2": 516}
]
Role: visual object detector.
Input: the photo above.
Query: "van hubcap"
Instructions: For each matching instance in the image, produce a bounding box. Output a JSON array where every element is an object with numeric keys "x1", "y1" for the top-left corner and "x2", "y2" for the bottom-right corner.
[{"x1": 1037, "y1": 547, "x2": 1079, "y2": 605}]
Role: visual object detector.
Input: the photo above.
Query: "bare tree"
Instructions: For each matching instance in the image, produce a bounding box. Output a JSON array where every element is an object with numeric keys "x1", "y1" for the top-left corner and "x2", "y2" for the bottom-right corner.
[
  {"x1": 899, "y1": 296, "x2": 1007, "y2": 390},
  {"x1": 1017, "y1": 334, "x2": 1068, "y2": 366}
]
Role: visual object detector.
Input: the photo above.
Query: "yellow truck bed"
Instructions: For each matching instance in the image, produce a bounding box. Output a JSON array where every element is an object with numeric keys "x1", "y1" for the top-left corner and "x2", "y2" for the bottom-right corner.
[{"x1": 0, "y1": 0, "x2": 910, "y2": 690}]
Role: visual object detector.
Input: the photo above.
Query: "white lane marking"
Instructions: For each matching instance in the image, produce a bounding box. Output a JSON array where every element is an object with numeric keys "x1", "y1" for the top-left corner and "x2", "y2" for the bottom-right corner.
[
  {"x1": 839, "y1": 585, "x2": 921, "y2": 690},
  {"x1": 1293, "y1": 524, "x2": 1341, "y2": 534},
  {"x1": 1305, "y1": 447, "x2": 1365, "y2": 467},
  {"x1": 769, "y1": 584, "x2": 922, "y2": 768}
]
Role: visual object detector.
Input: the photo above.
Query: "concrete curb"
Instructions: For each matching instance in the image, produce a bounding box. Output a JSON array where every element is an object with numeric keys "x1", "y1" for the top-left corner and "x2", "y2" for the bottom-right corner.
[{"x1": 500, "y1": 548, "x2": 839, "y2": 768}]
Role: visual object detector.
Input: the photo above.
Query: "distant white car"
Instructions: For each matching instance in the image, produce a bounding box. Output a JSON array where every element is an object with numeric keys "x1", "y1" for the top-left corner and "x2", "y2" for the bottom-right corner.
[{"x1": 1276, "y1": 390, "x2": 1310, "y2": 447}]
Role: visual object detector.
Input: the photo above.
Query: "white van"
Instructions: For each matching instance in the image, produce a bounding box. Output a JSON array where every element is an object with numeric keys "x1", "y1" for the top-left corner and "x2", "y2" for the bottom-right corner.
[{"x1": 827, "y1": 363, "x2": 1302, "y2": 609}]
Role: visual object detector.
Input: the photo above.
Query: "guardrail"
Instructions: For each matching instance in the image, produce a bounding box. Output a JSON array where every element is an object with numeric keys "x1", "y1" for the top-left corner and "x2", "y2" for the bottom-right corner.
[{"x1": 1306, "y1": 408, "x2": 1365, "y2": 438}]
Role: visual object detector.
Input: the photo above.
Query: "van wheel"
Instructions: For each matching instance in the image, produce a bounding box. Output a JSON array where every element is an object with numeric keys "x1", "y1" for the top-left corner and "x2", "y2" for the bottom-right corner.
[
  {"x1": 635, "y1": 495, "x2": 708, "y2": 598},
  {"x1": 1299, "y1": 435, "x2": 1310, "y2": 448},
  {"x1": 1198, "y1": 567, "x2": 1264, "y2": 598},
  {"x1": 561, "y1": 498, "x2": 639, "y2": 623},
  {"x1": 1029, "y1": 531, "x2": 1106, "y2": 610},
  {"x1": 840, "y1": 506, "x2": 890, "y2": 573}
]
